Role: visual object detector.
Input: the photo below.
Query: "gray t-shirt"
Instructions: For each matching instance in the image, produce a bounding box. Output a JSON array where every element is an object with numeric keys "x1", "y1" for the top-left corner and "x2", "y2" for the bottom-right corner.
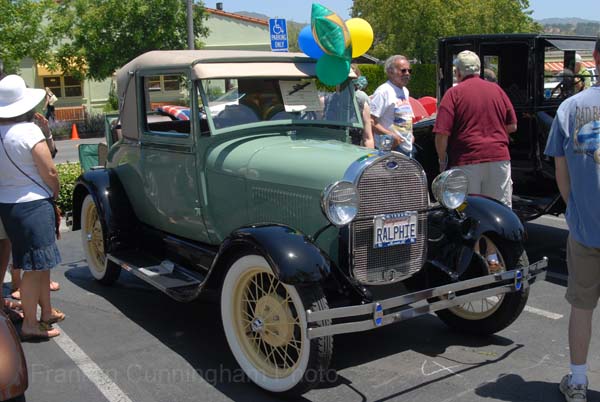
[
  {"x1": 544, "y1": 86, "x2": 600, "y2": 247},
  {"x1": 355, "y1": 90, "x2": 369, "y2": 113}
]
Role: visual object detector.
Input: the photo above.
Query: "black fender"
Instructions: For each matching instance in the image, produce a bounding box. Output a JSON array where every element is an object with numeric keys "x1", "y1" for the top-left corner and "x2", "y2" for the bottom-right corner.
[
  {"x1": 463, "y1": 195, "x2": 525, "y2": 242},
  {"x1": 71, "y1": 168, "x2": 138, "y2": 253},
  {"x1": 208, "y1": 224, "x2": 332, "y2": 287},
  {"x1": 452, "y1": 195, "x2": 526, "y2": 276}
]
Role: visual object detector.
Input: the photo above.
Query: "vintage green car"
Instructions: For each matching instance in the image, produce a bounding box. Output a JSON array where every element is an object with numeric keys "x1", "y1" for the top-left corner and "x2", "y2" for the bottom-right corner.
[{"x1": 71, "y1": 50, "x2": 547, "y2": 396}]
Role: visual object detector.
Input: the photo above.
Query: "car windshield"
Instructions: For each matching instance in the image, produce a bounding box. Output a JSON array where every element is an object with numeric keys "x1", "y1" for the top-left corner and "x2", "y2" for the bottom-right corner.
[{"x1": 199, "y1": 78, "x2": 361, "y2": 131}]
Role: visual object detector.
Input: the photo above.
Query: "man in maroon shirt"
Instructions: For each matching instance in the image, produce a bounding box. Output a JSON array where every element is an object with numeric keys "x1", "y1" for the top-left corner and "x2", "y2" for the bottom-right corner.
[
  {"x1": 433, "y1": 50, "x2": 517, "y2": 208},
  {"x1": 434, "y1": 50, "x2": 517, "y2": 272}
]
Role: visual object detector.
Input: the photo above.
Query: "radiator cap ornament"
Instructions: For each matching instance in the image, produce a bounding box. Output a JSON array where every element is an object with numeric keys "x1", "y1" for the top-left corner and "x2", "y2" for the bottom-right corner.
[{"x1": 380, "y1": 134, "x2": 394, "y2": 152}]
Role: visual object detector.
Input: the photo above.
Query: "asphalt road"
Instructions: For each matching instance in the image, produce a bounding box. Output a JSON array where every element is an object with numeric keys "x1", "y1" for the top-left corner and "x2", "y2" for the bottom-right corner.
[
  {"x1": 54, "y1": 137, "x2": 105, "y2": 165},
  {"x1": 4, "y1": 215, "x2": 600, "y2": 402}
]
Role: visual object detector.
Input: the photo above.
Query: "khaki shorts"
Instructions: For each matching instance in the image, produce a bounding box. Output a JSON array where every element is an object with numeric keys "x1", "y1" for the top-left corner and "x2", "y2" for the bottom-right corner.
[
  {"x1": 0, "y1": 217, "x2": 6, "y2": 240},
  {"x1": 455, "y1": 161, "x2": 512, "y2": 207},
  {"x1": 565, "y1": 234, "x2": 600, "y2": 310}
]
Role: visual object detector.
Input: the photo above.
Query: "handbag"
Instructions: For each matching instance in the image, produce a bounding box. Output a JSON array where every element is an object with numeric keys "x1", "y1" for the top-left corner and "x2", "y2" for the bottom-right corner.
[
  {"x1": 49, "y1": 94, "x2": 58, "y2": 106},
  {"x1": 0, "y1": 132, "x2": 61, "y2": 239}
]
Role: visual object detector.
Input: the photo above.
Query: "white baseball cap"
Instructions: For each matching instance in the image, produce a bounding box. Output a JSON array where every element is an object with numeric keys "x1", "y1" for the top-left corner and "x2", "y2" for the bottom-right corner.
[
  {"x1": 0, "y1": 75, "x2": 45, "y2": 118},
  {"x1": 453, "y1": 50, "x2": 481, "y2": 74}
]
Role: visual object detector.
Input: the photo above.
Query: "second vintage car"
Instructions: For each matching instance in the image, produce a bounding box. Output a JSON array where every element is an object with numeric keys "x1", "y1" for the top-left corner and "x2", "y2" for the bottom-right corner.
[
  {"x1": 71, "y1": 50, "x2": 547, "y2": 396},
  {"x1": 414, "y1": 33, "x2": 599, "y2": 221}
]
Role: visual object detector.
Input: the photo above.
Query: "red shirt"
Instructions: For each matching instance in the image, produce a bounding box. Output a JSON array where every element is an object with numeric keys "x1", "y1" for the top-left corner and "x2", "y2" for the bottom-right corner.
[{"x1": 433, "y1": 75, "x2": 516, "y2": 167}]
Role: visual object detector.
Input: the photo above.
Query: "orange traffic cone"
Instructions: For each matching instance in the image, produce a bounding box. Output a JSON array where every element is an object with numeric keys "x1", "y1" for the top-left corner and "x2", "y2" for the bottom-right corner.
[{"x1": 70, "y1": 123, "x2": 80, "y2": 140}]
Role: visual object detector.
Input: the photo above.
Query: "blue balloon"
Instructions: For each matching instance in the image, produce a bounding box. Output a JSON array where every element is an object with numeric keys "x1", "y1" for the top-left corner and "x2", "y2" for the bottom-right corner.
[{"x1": 298, "y1": 25, "x2": 324, "y2": 59}]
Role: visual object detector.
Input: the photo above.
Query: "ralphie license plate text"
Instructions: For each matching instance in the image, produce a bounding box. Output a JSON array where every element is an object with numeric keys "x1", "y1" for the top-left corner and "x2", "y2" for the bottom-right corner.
[{"x1": 373, "y1": 212, "x2": 418, "y2": 248}]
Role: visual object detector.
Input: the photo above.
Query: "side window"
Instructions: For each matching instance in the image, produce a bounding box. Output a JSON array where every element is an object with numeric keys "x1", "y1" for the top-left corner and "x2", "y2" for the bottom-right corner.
[
  {"x1": 482, "y1": 55, "x2": 499, "y2": 83},
  {"x1": 481, "y1": 43, "x2": 529, "y2": 106},
  {"x1": 543, "y1": 47, "x2": 594, "y2": 103},
  {"x1": 142, "y1": 72, "x2": 191, "y2": 136}
]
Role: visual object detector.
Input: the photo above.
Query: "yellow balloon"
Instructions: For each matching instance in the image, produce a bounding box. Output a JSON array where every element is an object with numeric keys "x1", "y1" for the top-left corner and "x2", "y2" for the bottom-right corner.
[{"x1": 346, "y1": 18, "x2": 374, "y2": 58}]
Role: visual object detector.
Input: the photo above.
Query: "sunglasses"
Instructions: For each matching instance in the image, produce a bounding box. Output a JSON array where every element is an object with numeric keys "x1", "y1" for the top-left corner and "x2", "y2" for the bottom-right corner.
[{"x1": 399, "y1": 68, "x2": 412, "y2": 74}]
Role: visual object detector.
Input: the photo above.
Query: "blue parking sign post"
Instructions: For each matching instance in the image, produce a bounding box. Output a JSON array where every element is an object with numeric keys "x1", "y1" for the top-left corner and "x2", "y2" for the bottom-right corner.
[{"x1": 269, "y1": 18, "x2": 288, "y2": 52}]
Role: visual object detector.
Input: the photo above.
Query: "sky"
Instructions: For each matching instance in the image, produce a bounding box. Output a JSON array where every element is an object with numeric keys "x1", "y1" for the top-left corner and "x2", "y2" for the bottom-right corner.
[
  {"x1": 205, "y1": 0, "x2": 353, "y2": 23},
  {"x1": 527, "y1": 0, "x2": 600, "y2": 21},
  {"x1": 204, "y1": 0, "x2": 600, "y2": 23}
]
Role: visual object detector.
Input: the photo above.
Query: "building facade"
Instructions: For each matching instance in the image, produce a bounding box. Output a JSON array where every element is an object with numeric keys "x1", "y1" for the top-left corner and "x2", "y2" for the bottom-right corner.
[{"x1": 17, "y1": 5, "x2": 270, "y2": 118}]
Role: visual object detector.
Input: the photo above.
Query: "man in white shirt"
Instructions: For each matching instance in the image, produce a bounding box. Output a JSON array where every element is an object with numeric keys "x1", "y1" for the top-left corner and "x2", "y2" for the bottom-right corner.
[{"x1": 370, "y1": 55, "x2": 415, "y2": 156}]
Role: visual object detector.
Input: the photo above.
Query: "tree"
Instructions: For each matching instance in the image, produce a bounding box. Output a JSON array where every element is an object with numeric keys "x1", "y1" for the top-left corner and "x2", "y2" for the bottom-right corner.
[
  {"x1": 575, "y1": 22, "x2": 600, "y2": 36},
  {"x1": 286, "y1": 21, "x2": 303, "y2": 53},
  {"x1": 0, "y1": 0, "x2": 54, "y2": 73},
  {"x1": 49, "y1": 0, "x2": 209, "y2": 80},
  {"x1": 352, "y1": 0, "x2": 542, "y2": 63}
]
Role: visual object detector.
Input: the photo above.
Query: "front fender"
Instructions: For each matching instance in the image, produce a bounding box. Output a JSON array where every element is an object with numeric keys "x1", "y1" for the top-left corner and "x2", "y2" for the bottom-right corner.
[
  {"x1": 463, "y1": 195, "x2": 525, "y2": 242},
  {"x1": 211, "y1": 224, "x2": 332, "y2": 286},
  {"x1": 0, "y1": 312, "x2": 27, "y2": 400},
  {"x1": 446, "y1": 195, "x2": 525, "y2": 277},
  {"x1": 71, "y1": 168, "x2": 137, "y2": 252}
]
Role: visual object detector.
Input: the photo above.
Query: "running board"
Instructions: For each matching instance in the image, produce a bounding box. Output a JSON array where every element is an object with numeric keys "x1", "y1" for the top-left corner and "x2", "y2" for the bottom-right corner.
[
  {"x1": 107, "y1": 250, "x2": 206, "y2": 302},
  {"x1": 306, "y1": 257, "x2": 548, "y2": 339}
]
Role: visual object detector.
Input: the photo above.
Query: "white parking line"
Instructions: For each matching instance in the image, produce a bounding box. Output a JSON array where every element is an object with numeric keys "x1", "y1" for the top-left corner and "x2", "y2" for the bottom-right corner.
[
  {"x1": 524, "y1": 305, "x2": 563, "y2": 320},
  {"x1": 53, "y1": 325, "x2": 132, "y2": 402}
]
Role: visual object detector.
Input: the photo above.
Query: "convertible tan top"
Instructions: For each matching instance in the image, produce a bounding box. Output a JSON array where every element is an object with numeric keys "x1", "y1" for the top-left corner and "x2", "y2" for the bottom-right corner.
[{"x1": 117, "y1": 50, "x2": 316, "y2": 84}]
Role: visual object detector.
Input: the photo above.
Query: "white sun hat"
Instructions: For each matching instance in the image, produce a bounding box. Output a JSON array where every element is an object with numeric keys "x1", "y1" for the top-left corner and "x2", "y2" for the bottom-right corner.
[{"x1": 0, "y1": 75, "x2": 46, "y2": 118}]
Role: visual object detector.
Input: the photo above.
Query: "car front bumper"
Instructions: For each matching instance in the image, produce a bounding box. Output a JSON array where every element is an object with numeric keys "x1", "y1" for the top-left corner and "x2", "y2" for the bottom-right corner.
[{"x1": 306, "y1": 257, "x2": 548, "y2": 339}]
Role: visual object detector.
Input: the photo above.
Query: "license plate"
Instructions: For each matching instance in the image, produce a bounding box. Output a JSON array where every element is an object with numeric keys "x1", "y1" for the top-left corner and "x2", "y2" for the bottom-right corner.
[{"x1": 373, "y1": 212, "x2": 418, "y2": 248}]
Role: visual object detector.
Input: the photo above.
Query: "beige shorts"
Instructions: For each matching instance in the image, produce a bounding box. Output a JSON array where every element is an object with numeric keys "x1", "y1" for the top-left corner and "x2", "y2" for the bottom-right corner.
[
  {"x1": 565, "y1": 234, "x2": 600, "y2": 310},
  {"x1": 0, "y1": 217, "x2": 6, "y2": 240},
  {"x1": 455, "y1": 161, "x2": 512, "y2": 208}
]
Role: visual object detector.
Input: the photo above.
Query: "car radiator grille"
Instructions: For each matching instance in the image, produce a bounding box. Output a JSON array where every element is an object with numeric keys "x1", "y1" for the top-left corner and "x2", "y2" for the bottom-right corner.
[{"x1": 351, "y1": 154, "x2": 429, "y2": 285}]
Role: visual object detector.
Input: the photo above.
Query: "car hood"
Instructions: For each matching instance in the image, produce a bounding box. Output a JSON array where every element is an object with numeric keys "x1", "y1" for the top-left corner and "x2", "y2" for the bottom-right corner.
[{"x1": 206, "y1": 131, "x2": 373, "y2": 190}]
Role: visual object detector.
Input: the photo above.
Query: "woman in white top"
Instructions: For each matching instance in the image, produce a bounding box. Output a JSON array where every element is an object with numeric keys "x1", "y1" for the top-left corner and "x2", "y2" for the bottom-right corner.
[
  {"x1": 0, "y1": 75, "x2": 63, "y2": 340},
  {"x1": 43, "y1": 87, "x2": 57, "y2": 121}
]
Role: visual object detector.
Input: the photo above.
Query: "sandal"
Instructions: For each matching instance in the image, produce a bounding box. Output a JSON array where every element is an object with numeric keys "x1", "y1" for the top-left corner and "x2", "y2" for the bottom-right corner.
[
  {"x1": 10, "y1": 288, "x2": 21, "y2": 301},
  {"x1": 2, "y1": 299, "x2": 24, "y2": 323},
  {"x1": 20, "y1": 321, "x2": 60, "y2": 342},
  {"x1": 10, "y1": 281, "x2": 59, "y2": 300},
  {"x1": 41, "y1": 307, "x2": 65, "y2": 325}
]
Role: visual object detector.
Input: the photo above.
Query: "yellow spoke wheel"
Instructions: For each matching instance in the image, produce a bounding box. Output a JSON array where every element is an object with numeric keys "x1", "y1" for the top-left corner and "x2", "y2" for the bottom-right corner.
[
  {"x1": 221, "y1": 254, "x2": 332, "y2": 395},
  {"x1": 436, "y1": 235, "x2": 530, "y2": 335},
  {"x1": 81, "y1": 195, "x2": 120, "y2": 284},
  {"x1": 233, "y1": 267, "x2": 302, "y2": 377},
  {"x1": 448, "y1": 236, "x2": 505, "y2": 320},
  {"x1": 82, "y1": 197, "x2": 105, "y2": 272}
]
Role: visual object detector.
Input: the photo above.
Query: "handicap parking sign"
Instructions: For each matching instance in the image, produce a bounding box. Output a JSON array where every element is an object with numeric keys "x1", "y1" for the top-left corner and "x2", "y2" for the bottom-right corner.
[{"x1": 269, "y1": 18, "x2": 288, "y2": 52}]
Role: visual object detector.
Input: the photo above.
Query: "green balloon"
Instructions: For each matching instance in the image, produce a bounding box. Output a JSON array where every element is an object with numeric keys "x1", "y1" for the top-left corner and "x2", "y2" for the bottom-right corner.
[
  {"x1": 316, "y1": 54, "x2": 351, "y2": 86},
  {"x1": 311, "y1": 3, "x2": 350, "y2": 58}
]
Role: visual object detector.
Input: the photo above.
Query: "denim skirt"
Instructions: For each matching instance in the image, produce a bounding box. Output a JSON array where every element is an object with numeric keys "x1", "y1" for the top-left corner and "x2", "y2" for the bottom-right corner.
[{"x1": 0, "y1": 198, "x2": 61, "y2": 271}]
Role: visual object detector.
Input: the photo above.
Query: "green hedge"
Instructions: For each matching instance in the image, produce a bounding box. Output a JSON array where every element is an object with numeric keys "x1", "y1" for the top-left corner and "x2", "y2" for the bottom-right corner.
[
  {"x1": 357, "y1": 63, "x2": 436, "y2": 99},
  {"x1": 56, "y1": 162, "x2": 81, "y2": 213}
]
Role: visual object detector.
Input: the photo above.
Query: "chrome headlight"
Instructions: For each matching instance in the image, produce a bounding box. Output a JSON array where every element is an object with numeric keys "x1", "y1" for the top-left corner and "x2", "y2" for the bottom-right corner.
[
  {"x1": 432, "y1": 169, "x2": 468, "y2": 209},
  {"x1": 321, "y1": 181, "x2": 359, "y2": 226}
]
